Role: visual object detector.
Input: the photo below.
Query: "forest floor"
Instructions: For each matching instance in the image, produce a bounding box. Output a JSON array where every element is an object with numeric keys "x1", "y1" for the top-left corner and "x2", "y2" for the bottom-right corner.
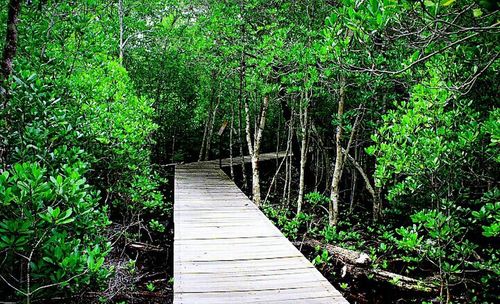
[{"x1": 77, "y1": 167, "x2": 175, "y2": 304}]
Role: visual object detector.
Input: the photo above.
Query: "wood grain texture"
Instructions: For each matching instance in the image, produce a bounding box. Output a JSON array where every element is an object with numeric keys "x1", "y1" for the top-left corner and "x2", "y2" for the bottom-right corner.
[{"x1": 174, "y1": 155, "x2": 348, "y2": 304}]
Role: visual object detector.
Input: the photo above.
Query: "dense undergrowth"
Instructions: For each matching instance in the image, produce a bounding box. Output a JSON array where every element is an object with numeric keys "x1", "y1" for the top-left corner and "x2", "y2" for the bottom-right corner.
[
  {"x1": 262, "y1": 188, "x2": 499, "y2": 303},
  {"x1": 0, "y1": 2, "x2": 173, "y2": 303}
]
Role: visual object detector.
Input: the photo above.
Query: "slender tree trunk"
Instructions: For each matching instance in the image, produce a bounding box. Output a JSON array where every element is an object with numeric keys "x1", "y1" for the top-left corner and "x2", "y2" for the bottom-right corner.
[
  {"x1": 238, "y1": 0, "x2": 248, "y2": 190},
  {"x1": 373, "y1": 188, "x2": 382, "y2": 222},
  {"x1": 343, "y1": 148, "x2": 381, "y2": 221},
  {"x1": 229, "y1": 101, "x2": 235, "y2": 179},
  {"x1": 205, "y1": 100, "x2": 218, "y2": 161},
  {"x1": 0, "y1": 0, "x2": 21, "y2": 169},
  {"x1": 244, "y1": 97, "x2": 257, "y2": 203},
  {"x1": 349, "y1": 148, "x2": 358, "y2": 213},
  {"x1": 372, "y1": 161, "x2": 383, "y2": 222},
  {"x1": 250, "y1": 154, "x2": 261, "y2": 205},
  {"x1": 238, "y1": 92, "x2": 248, "y2": 189},
  {"x1": 118, "y1": 0, "x2": 124, "y2": 64},
  {"x1": 199, "y1": 80, "x2": 218, "y2": 161},
  {"x1": 264, "y1": 126, "x2": 290, "y2": 206},
  {"x1": 311, "y1": 122, "x2": 326, "y2": 192},
  {"x1": 1, "y1": 0, "x2": 21, "y2": 98},
  {"x1": 286, "y1": 115, "x2": 293, "y2": 206},
  {"x1": 199, "y1": 114, "x2": 210, "y2": 161},
  {"x1": 297, "y1": 97, "x2": 309, "y2": 215},
  {"x1": 245, "y1": 95, "x2": 269, "y2": 206},
  {"x1": 171, "y1": 126, "x2": 176, "y2": 163},
  {"x1": 283, "y1": 117, "x2": 292, "y2": 203},
  {"x1": 314, "y1": 151, "x2": 319, "y2": 191},
  {"x1": 329, "y1": 76, "x2": 346, "y2": 226},
  {"x1": 274, "y1": 110, "x2": 281, "y2": 195}
]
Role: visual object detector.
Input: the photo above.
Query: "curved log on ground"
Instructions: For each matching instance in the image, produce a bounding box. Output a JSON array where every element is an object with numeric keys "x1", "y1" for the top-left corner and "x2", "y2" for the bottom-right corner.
[{"x1": 294, "y1": 239, "x2": 438, "y2": 293}]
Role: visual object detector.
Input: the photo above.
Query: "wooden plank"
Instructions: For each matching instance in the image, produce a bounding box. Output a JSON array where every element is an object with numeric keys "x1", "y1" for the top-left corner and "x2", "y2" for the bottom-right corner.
[
  {"x1": 174, "y1": 158, "x2": 348, "y2": 304},
  {"x1": 174, "y1": 287, "x2": 344, "y2": 304}
]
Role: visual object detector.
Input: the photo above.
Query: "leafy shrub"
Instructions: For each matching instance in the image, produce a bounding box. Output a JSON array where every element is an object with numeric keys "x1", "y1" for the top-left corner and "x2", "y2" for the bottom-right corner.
[
  {"x1": 320, "y1": 225, "x2": 363, "y2": 250},
  {"x1": 304, "y1": 192, "x2": 330, "y2": 207},
  {"x1": 469, "y1": 189, "x2": 500, "y2": 300},
  {"x1": 149, "y1": 219, "x2": 166, "y2": 233},
  {"x1": 472, "y1": 189, "x2": 500, "y2": 238},
  {"x1": 395, "y1": 205, "x2": 477, "y2": 302},
  {"x1": 313, "y1": 248, "x2": 330, "y2": 267},
  {"x1": 0, "y1": 162, "x2": 111, "y2": 301},
  {"x1": 0, "y1": 7, "x2": 165, "y2": 300},
  {"x1": 68, "y1": 60, "x2": 170, "y2": 228},
  {"x1": 263, "y1": 205, "x2": 312, "y2": 240}
]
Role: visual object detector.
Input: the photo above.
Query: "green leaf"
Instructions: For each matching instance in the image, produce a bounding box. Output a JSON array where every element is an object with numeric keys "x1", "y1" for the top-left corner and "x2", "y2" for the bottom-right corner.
[
  {"x1": 441, "y1": 0, "x2": 456, "y2": 6},
  {"x1": 366, "y1": 146, "x2": 376, "y2": 156}
]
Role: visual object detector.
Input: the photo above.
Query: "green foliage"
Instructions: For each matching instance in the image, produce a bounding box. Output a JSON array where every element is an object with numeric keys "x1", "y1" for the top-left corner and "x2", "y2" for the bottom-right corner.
[
  {"x1": 149, "y1": 219, "x2": 166, "y2": 233},
  {"x1": 472, "y1": 190, "x2": 500, "y2": 238},
  {"x1": 1, "y1": 0, "x2": 498, "y2": 302},
  {"x1": 369, "y1": 67, "x2": 498, "y2": 301},
  {"x1": 395, "y1": 205, "x2": 478, "y2": 296},
  {"x1": 0, "y1": 163, "x2": 110, "y2": 298},
  {"x1": 263, "y1": 205, "x2": 312, "y2": 240},
  {"x1": 313, "y1": 248, "x2": 331, "y2": 267},
  {"x1": 0, "y1": 1, "x2": 165, "y2": 301},
  {"x1": 304, "y1": 192, "x2": 330, "y2": 208},
  {"x1": 126, "y1": 259, "x2": 137, "y2": 275},
  {"x1": 339, "y1": 282, "x2": 349, "y2": 290},
  {"x1": 321, "y1": 226, "x2": 363, "y2": 250}
]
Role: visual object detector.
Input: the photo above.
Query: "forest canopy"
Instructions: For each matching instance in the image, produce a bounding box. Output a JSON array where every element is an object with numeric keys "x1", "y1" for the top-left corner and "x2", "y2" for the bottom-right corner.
[{"x1": 0, "y1": 0, "x2": 498, "y2": 303}]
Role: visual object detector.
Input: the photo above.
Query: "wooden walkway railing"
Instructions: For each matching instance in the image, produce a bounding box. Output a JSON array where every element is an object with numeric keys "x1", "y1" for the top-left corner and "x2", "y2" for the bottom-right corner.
[{"x1": 174, "y1": 154, "x2": 348, "y2": 303}]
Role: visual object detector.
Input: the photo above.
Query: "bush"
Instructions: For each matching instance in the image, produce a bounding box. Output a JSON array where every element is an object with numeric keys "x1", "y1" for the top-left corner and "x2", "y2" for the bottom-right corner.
[{"x1": 0, "y1": 162, "x2": 111, "y2": 301}]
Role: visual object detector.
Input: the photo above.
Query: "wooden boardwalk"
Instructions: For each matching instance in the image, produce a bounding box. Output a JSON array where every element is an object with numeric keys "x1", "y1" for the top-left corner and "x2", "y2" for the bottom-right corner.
[{"x1": 174, "y1": 154, "x2": 348, "y2": 304}]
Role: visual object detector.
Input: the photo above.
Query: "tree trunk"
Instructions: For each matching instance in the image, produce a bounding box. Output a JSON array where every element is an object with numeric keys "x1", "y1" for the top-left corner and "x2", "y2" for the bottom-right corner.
[
  {"x1": 238, "y1": 92, "x2": 248, "y2": 190},
  {"x1": 198, "y1": 114, "x2": 210, "y2": 161},
  {"x1": 244, "y1": 94, "x2": 255, "y2": 197},
  {"x1": 264, "y1": 135, "x2": 290, "y2": 206},
  {"x1": 283, "y1": 117, "x2": 293, "y2": 203},
  {"x1": 171, "y1": 125, "x2": 176, "y2": 163},
  {"x1": 311, "y1": 122, "x2": 327, "y2": 192},
  {"x1": 329, "y1": 76, "x2": 346, "y2": 226},
  {"x1": 229, "y1": 101, "x2": 235, "y2": 179},
  {"x1": 343, "y1": 148, "x2": 382, "y2": 222},
  {"x1": 245, "y1": 95, "x2": 269, "y2": 206},
  {"x1": 274, "y1": 111, "x2": 281, "y2": 195},
  {"x1": 280, "y1": 96, "x2": 303, "y2": 172},
  {"x1": 0, "y1": 0, "x2": 21, "y2": 168},
  {"x1": 251, "y1": 154, "x2": 261, "y2": 205},
  {"x1": 286, "y1": 116, "x2": 293, "y2": 206},
  {"x1": 349, "y1": 149, "x2": 358, "y2": 213},
  {"x1": 238, "y1": 0, "x2": 248, "y2": 190},
  {"x1": 204, "y1": 96, "x2": 220, "y2": 160},
  {"x1": 118, "y1": 0, "x2": 124, "y2": 64},
  {"x1": 297, "y1": 99, "x2": 309, "y2": 215},
  {"x1": 1, "y1": 0, "x2": 21, "y2": 97},
  {"x1": 372, "y1": 162, "x2": 383, "y2": 221}
]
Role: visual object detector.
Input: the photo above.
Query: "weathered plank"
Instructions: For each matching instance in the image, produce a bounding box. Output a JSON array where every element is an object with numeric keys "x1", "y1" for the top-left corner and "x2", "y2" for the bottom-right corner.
[{"x1": 174, "y1": 158, "x2": 348, "y2": 304}]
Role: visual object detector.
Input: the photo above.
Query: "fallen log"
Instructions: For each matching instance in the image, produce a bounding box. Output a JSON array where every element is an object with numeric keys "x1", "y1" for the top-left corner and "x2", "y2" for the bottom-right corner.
[
  {"x1": 127, "y1": 241, "x2": 164, "y2": 252},
  {"x1": 294, "y1": 239, "x2": 437, "y2": 293}
]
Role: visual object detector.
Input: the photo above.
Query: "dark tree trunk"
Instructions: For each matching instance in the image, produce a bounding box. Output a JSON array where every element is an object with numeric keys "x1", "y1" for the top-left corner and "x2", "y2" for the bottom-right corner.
[
  {"x1": 0, "y1": 0, "x2": 21, "y2": 168},
  {"x1": 1, "y1": 0, "x2": 21, "y2": 96}
]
